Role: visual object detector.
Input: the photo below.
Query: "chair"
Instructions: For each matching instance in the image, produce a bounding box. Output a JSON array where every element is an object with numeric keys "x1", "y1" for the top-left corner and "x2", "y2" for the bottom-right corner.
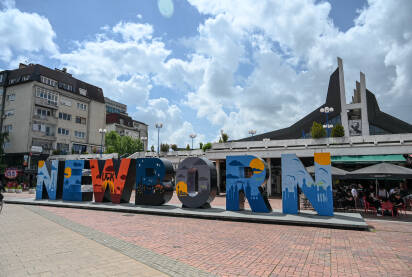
[
  {"x1": 363, "y1": 196, "x2": 377, "y2": 214},
  {"x1": 381, "y1": 201, "x2": 394, "y2": 217},
  {"x1": 396, "y1": 203, "x2": 407, "y2": 216}
]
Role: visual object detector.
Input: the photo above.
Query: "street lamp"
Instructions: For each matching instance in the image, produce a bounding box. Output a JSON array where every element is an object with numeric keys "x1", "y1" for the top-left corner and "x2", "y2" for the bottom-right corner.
[
  {"x1": 248, "y1": 129, "x2": 256, "y2": 137},
  {"x1": 189, "y1": 133, "x2": 197, "y2": 150},
  {"x1": 320, "y1": 106, "x2": 334, "y2": 137},
  {"x1": 155, "y1": 123, "x2": 163, "y2": 155},
  {"x1": 98, "y1": 128, "x2": 107, "y2": 158},
  {"x1": 140, "y1": 136, "x2": 147, "y2": 151}
]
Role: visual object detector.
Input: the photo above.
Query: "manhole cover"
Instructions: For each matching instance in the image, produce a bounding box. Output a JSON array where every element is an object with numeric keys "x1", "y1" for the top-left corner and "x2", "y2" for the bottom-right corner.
[
  {"x1": 122, "y1": 214, "x2": 135, "y2": 217},
  {"x1": 173, "y1": 245, "x2": 181, "y2": 248}
]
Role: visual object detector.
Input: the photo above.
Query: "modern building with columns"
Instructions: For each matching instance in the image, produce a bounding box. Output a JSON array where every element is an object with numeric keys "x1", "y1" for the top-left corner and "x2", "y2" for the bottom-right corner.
[{"x1": 131, "y1": 58, "x2": 412, "y2": 196}]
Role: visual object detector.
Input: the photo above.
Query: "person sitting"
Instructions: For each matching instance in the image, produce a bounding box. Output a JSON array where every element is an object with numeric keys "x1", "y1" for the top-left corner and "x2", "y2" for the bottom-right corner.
[
  {"x1": 391, "y1": 193, "x2": 405, "y2": 216},
  {"x1": 343, "y1": 189, "x2": 355, "y2": 209},
  {"x1": 365, "y1": 186, "x2": 382, "y2": 215},
  {"x1": 378, "y1": 186, "x2": 389, "y2": 200},
  {"x1": 400, "y1": 182, "x2": 409, "y2": 198}
]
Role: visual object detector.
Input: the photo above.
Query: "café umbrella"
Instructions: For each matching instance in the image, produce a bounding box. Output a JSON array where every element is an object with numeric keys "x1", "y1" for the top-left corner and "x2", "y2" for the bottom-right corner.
[
  {"x1": 346, "y1": 162, "x2": 412, "y2": 195},
  {"x1": 306, "y1": 165, "x2": 348, "y2": 177}
]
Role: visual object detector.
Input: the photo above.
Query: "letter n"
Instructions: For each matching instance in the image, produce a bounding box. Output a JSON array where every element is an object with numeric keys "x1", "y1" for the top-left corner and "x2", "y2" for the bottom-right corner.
[
  {"x1": 36, "y1": 160, "x2": 64, "y2": 200},
  {"x1": 282, "y1": 153, "x2": 333, "y2": 216}
]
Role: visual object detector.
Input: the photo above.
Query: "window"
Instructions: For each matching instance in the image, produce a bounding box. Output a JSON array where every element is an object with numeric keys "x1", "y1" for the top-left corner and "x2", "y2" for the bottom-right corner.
[
  {"x1": 58, "y1": 82, "x2": 74, "y2": 92},
  {"x1": 4, "y1": 124, "x2": 12, "y2": 132},
  {"x1": 8, "y1": 79, "x2": 17, "y2": 85},
  {"x1": 75, "y1": 116, "x2": 86, "y2": 125},
  {"x1": 58, "y1": 127, "x2": 69, "y2": 136},
  {"x1": 56, "y1": 143, "x2": 69, "y2": 154},
  {"x1": 21, "y1": 75, "x2": 30, "y2": 81},
  {"x1": 79, "y1": 88, "x2": 87, "y2": 96},
  {"x1": 58, "y1": 112, "x2": 71, "y2": 121},
  {"x1": 72, "y1": 144, "x2": 87, "y2": 154},
  {"x1": 40, "y1": 76, "x2": 57, "y2": 87},
  {"x1": 5, "y1": 109, "x2": 15, "y2": 117},
  {"x1": 74, "y1": 131, "x2": 85, "y2": 139},
  {"x1": 7, "y1": 94, "x2": 15, "y2": 101},
  {"x1": 35, "y1": 87, "x2": 58, "y2": 106},
  {"x1": 77, "y1": 102, "x2": 87, "y2": 110},
  {"x1": 0, "y1": 74, "x2": 3, "y2": 83},
  {"x1": 36, "y1": 108, "x2": 51, "y2": 117},
  {"x1": 60, "y1": 97, "x2": 72, "y2": 107}
]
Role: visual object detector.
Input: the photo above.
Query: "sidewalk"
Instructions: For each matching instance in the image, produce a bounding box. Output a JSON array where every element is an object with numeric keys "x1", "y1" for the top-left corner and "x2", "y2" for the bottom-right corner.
[{"x1": 0, "y1": 204, "x2": 167, "y2": 277}]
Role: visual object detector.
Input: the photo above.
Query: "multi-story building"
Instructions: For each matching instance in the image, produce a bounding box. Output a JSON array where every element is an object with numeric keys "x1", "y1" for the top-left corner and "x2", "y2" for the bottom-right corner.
[
  {"x1": 105, "y1": 97, "x2": 127, "y2": 115},
  {"x1": 106, "y1": 113, "x2": 148, "y2": 151},
  {"x1": 0, "y1": 63, "x2": 106, "y2": 168}
]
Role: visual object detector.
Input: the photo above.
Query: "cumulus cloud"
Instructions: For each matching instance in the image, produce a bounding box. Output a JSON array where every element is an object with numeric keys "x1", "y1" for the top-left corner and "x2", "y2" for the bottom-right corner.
[
  {"x1": 0, "y1": 2, "x2": 58, "y2": 63},
  {"x1": 183, "y1": 0, "x2": 412, "y2": 139}
]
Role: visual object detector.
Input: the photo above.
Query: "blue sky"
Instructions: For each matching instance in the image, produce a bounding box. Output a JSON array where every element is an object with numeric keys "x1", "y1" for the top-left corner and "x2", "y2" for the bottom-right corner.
[{"x1": 1, "y1": 0, "x2": 411, "y2": 148}]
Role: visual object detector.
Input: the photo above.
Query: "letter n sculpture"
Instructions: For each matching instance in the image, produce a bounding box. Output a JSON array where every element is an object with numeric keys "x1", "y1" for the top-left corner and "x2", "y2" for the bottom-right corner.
[{"x1": 282, "y1": 153, "x2": 333, "y2": 216}]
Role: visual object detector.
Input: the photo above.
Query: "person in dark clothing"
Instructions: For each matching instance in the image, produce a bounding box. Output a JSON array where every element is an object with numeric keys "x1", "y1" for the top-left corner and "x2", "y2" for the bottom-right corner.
[
  {"x1": 391, "y1": 193, "x2": 405, "y2": 216},
  {"x1": 0, "y1": 181, "x2": 5, "y2": 202},
  {"x1": 364, "y1": 185, "x2": 381, "y2": 214}
]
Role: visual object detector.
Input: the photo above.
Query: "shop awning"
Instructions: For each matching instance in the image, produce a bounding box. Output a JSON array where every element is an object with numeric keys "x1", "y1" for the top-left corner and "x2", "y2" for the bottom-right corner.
[{"x1": 331, "y1": 154, "x2": 406, "y2": 163}]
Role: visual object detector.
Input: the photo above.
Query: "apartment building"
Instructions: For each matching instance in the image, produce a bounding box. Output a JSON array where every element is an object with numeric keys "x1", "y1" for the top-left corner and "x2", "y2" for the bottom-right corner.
[
  {"x1": 106, "y1": 112, "x2": 148, "y2": 151},
  {"x1": 105, "y1": 97, "x2": 127, "y2": 114},
  {"x1": 0, "y1": 63, "x2": 106, "y2": 167}
]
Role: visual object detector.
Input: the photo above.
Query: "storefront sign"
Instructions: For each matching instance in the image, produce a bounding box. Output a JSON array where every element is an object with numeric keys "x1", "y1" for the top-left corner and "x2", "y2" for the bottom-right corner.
[
  {"x1": 5, "y1": 168, "x2": 19, "y2": 179},
  {"x1": 36, "y1": 153, "x2": 334, "y2": 216}
]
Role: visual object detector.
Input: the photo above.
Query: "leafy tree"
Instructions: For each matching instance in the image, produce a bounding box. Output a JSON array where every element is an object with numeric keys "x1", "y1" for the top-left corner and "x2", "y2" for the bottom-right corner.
[
  {"x1": 186, "y1": 144, "x2": 190, "y2": 150},
  {"x1": 331, "y1": 123, "x2": 345, "y2": 137},
  {"x1": 202, "y1": 142, "x2": 212, "y2": 152},
  {"x1": 160, "y1": 143, "x2": 170, "y2": 153},
  {"x1": 199, "y1": 142, "x2": 203, "y2": 149},
  {"x1": 105, "y1": 131, "x2": 143, "y2": 155},
  {"x1": 310, "y1": 122, "x2": 326, "y2": 139},
  {"x1": 171, "y1": 144, "x2": 178, "y2": 151},
  {"x1": 221, "y1": 133, "x2": 229, "y2": 142},
  {"x1": 151, "y1": 145, "x2": 155, "y2": 152}
]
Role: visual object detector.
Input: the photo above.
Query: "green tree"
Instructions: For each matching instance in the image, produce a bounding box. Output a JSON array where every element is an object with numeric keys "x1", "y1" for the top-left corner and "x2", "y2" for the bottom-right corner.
[
  {"x1": 331, "y1": 123, "x2": 345, "y2": 137},
  {"x1": 160, "y1": 143, "x2": 170, "y2": 153},
  {"x1": 186, "y1": 144, "x2": 190, "y2": 150},
  {"x1": 221, "y1": 133, "x2": 229, "y2": 142},
  {"x1": 310, "y1": 122, "x2": 326, "y2": 138},
  {"x1": 105, "y1": 131, "x2": 143, "y2": 155},
  {"x1": 199, "y1": 142, "x2": 203, "y2": 149},
  {"x1": 171, "y1": 144, "x2": 178, "y2": 151},
  {"x1": 202, "y1": 142, "x2": 212, "y2": 152},
  {"x1": 151, "y1": 145, "x2": 155, "y2": 152}
]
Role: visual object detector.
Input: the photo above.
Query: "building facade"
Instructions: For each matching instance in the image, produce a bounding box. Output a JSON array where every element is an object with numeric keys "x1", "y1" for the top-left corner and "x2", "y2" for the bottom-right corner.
[
  {"x1": 106, "y1": 113, "x2": 148, "y2": 151},
  {"x1": 105, "y1": 97, "x2": 127, "y2": 115},
  {"x1": 0, "y1": 63, "x2": 106, "y2": 168}
]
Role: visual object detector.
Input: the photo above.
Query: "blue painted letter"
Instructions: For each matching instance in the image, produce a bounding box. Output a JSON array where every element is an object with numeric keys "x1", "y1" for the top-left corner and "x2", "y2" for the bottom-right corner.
[{"x1": 282, "y1": 153, "x2": 333, "y2": 216}]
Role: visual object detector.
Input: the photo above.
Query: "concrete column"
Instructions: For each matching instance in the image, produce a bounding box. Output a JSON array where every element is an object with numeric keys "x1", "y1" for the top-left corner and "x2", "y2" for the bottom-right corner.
[
  {"x1": 360, "y1": 72, "x2": 370, "y2": 136},
  {"x1": 266, "y1": 158, "x2": 272, "y2": 196},
  {"x1": 215, "y1": 160, "x2": 221, "y2": 194},
  {"x1": 338, "y1": 57, "x2": 349, "y2": 137}
]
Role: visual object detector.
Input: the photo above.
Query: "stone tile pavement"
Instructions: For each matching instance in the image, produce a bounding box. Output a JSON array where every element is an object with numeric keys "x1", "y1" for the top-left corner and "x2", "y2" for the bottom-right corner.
[
  {"x1": 37, "y1": 205, "x2": 412, "y2": 277},
  {"x1": 0, "y1": 204, "x2": 209, "y2": 277}
]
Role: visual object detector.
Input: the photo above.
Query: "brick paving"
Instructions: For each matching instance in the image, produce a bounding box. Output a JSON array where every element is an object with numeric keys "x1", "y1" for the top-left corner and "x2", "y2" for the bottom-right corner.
[
  {"x1": 0, "y1": 204, "x2": 167, "y2": 277},
  {"x1": 3, "y1": 192, "x2": 412, "y2": 276},
  {"x1": 36, "y1": 205, "x2": 411, "y2": 276}
]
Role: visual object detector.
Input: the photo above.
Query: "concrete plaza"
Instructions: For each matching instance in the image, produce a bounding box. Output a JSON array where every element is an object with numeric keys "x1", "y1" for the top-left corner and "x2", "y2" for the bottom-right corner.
[{"x1": 1, "y1": 193, "x2": 411, "y2": 276}]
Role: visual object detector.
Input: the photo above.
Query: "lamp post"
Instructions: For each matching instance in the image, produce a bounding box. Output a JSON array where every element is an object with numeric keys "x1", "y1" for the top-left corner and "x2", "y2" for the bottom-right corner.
[
  {"x1": 189, "y1": 133, "x2": 197, "y2": 149},
  {"x1": 155, "y1": 123, "x2": 163, "y2": 155},
  {"x1": 248, "y1": 129, "x2": 256, "y2": 137},
  {"x1": 98, "y1": 128, "x2": 107, "y2": 158},
  {"x1": 140, "y1": 136, "x2": 147, "y2": 151},
  {"x1": 320, "y1": 106, "x2": 334, "y2": 137}
]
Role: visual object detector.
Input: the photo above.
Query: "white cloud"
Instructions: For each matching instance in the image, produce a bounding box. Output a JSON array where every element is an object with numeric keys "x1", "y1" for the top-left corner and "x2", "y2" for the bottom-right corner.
[
  {"x1": 183, "y1": 0, "x2": 412, "y2": 139},
  {"x1": 0, "y1": 4, "x2": 58, "y2": 63}
]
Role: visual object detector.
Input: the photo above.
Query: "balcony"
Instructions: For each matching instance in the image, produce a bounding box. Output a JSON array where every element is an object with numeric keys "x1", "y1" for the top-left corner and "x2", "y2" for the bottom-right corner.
[
  {"x1": 33, "y1": 114, "x2": 58, "y2": 124},
  {"x1": 35, "y1": 98, "x2": 58, "y2": 109},
  {"x1": 32, "y1": 130, "x2": 56, "y2": 140}
]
